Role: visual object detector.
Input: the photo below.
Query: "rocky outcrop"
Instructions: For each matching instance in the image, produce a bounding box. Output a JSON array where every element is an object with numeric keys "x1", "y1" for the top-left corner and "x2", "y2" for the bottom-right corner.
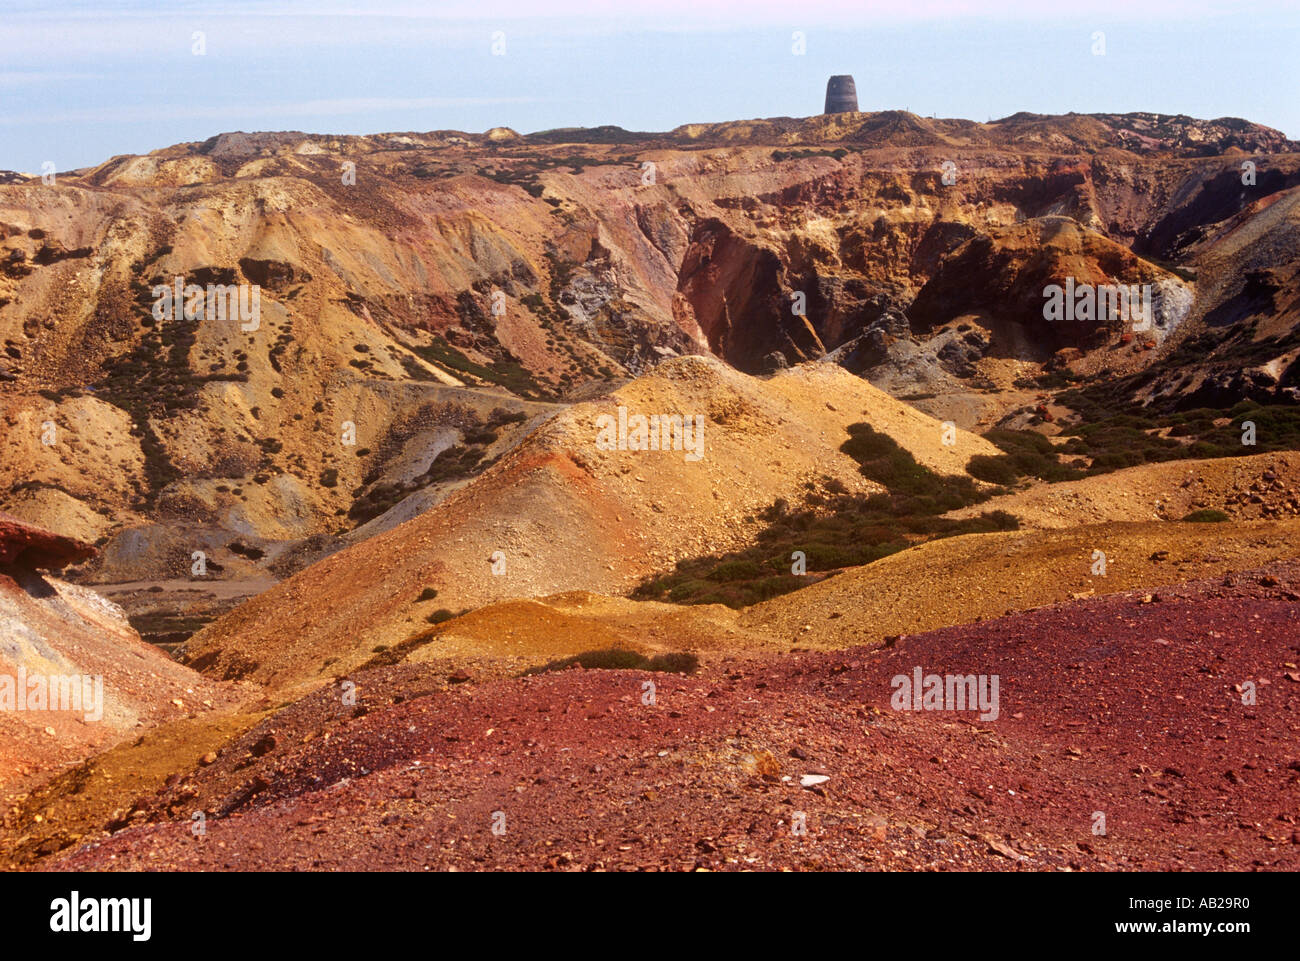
[
  {"x1": 0, "y1": 512, "x2": 96, "y2": 570},
  {"x1": 907, "y1": 217, "x2": 1194, "y2": 355},
  {"x1": 674, "y1": 219, "x2": 825, "y2": 372}
]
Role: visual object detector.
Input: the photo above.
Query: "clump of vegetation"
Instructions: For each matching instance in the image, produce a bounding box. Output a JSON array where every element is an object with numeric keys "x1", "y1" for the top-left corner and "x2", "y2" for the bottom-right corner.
[
  {"x1": 771, "y1": 147, "x2": 850, "y2": 162},
  {"x1": 492, "y1": 408, "x2": 529, "y2": 426},
  {"x1": 967, "y1": 429, "x2": 1086, "y2": 485},
  {"x1": 422, "y1": 444, "x2": 485, "y2": 483},
  {"x1": 416, "y1": 587, "x2": 439, "y2": 601},
  {"x1": 522, "y1": 649, "x2": 699, "y2": 676},
  {"x1": 408, "y1": 335, "x2": 548, "y2": 399},
  {"x1": 544, "y1": 249, "x2": 576, "y2": 302},
  {"x1": 1182, "y1": 508, "x2": 1230, "y2": 522},
  {"x1": 94, "y1": 275, "x2": 252, "y2": 504},
  {"x1": 1058, "y1": 411, "x2": 1190, "y2": 470},
  {"x1": 426, "y1": 608, "x2": 457, "y2": 624},
  {"x1": 1055, "y1": 393, "x2": 1300, "y2": 472},
  {"x1": 478, "y1": 155, "x2": 606, "y2": 197},
  {"x1": 227, "y1": 541, "x2": 265, "y2": 560},
  {"x1": 634, "y1": 426, "x2": 1017, "y2": 608},
  {"x1": 346, "y1": 406, "x2": 528, "y2": 524},
  {"x1": 842, "y1": 423, "x2": 987, "y2": 514}
]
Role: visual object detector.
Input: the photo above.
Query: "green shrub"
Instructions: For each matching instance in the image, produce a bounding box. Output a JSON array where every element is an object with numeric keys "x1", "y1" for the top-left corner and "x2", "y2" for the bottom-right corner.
[
  {"x1": 1054, "y1": 387, "x2": 1300, "y2": 475},
  {"x1": 841, "y1": 423, "x2": 986, "y2": 510},
  {"x1": 633, "y1": 424, "x2": 1020, "y2": 609},
  {"x1": 423, "y1": 445, "x2": 484, "y2": 483},
  {"x1": 966, "y1": 454, "x2": 1019, "y2": 485},
  {"x1": 970, "y1": 430, "x2": 1086, "y2": 484},
  {"x1": 710, "y1": 559, "x2": 764, "y2": 582},
  {"x1": 1182, "y1": 508, "x2": 1230, "y2": 523},
  {"x1": 522, "y1": 649, "x2": 700, "y2": 676}
]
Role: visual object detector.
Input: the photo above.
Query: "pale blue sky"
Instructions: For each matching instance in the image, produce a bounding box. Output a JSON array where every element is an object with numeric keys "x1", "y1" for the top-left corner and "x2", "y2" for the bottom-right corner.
[{"x1": 2, "y1": 0, "x2": 1297, "y2": 173}]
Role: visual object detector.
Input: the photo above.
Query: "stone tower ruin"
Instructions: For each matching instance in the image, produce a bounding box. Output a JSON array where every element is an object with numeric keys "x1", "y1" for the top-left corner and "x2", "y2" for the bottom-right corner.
[{"x1": 824, "y1": 75, "x2": 859, "y2": 114}]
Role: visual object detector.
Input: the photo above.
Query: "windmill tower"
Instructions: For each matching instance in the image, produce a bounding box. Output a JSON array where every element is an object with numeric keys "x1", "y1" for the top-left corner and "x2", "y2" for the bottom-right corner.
[{"x1": 824, "y1": 75, "x2": 859, "y2": 114}]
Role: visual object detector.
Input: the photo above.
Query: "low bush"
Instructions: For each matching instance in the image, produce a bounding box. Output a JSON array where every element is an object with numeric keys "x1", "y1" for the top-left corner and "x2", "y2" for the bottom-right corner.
[
  {"x1": 522, "y1": 650, "x2": 700, "y2": 676},
  {"x1": 1182, "y1": 508, "x2": 1230, "y2": 522},
  {"x1": 634, "y1": 427, "x2": 1019, "y2": 609}
]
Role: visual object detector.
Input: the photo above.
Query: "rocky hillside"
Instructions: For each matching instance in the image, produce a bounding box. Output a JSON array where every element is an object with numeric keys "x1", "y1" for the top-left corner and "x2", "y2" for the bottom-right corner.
[
  {"x1": 2, "y1": 110, "x2": 1297, "y2": 586},
  {"x1": 5, "y1": 107, "x2": 1300, "y2": 876}
]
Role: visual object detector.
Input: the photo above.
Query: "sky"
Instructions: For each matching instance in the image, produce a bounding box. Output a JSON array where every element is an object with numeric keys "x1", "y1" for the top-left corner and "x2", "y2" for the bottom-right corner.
[{"x1": 1, "y1": 0, "x2": 1297, "y2": 173}]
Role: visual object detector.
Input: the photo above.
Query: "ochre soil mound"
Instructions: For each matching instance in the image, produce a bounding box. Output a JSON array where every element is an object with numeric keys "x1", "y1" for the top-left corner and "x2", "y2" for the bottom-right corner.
[
  {"x1": 945, "y1": 451, "x2": 1300, "y2": 529},
  {"x1": 38, "y1": 563, "x2": 1300, "y2": 871},
  {"x1": 391, "y1": 592, "x2": 770, "y2": 666},
  {"x1": 177, "y1": 357, "x2": 995, "y2": 694},
  {"x1": 741, "y1": 518, "x2": 1300, "y2": 647}
]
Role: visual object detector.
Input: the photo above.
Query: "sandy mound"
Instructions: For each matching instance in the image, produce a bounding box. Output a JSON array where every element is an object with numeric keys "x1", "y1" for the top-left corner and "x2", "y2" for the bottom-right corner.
[
  {"x1": 384, "y1": 591, "x2": 776, "y2": 669},
  {"x1": 178, "y1": 357, "x2": 994, "y2": 693},
  {"x1": 0, "y1": 488, "x2": 113, "y2": 545}
]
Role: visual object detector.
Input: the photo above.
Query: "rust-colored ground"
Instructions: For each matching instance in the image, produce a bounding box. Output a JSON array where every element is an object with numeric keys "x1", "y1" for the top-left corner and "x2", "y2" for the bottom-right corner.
[{"x1": 35, "y1": 564, "x2": 1300, "y2": 872}]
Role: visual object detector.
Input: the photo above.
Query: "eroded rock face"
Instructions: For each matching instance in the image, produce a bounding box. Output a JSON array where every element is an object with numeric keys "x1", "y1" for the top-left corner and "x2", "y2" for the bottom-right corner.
[
  {"x1": 1, "y1": 111, "x2": 1297, "y2": 579},
  {"x1": 0, "y1": 512, "x2": 96, "y2": 570},
  {"x1": 907, "y1": 217, "x2": 1194, "y2": 355},
  {"x1": 674, "y1": 218, "x2": 824, "y2": 372}
]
